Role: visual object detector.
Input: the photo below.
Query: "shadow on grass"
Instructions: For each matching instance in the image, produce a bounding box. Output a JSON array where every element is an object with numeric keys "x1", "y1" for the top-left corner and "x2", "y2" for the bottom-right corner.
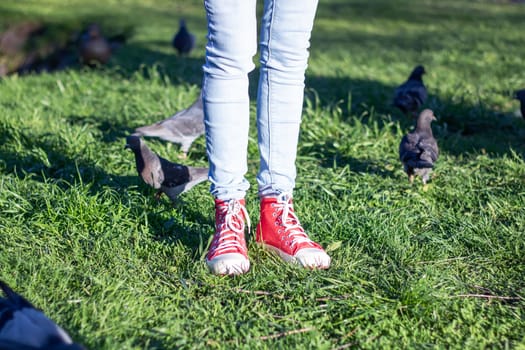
[
  {"x1": 147, "y1": 198, "x2": 212, "y2": 255},
  {"x1": 2, "y1": 2, "x2": 524, "y2": 190},
  {"x1": 0, "y1": 118, "x2": 129, "y2": 188},
  {"x1": 108, "y1": 42, "x2": 205, "y2": 87},
  {"x1": 300, "y1": 140, "x2": 397, "y2": 178},
  {"x1": 313, "y1": 0, "x2": 525, "y2": 59},
  {"x1": 65, "y1": 114, "x2": 136, "y2": 143},
  {"x1": 316, "y1": 0, "x2": 525, "y2": 26},
  {"x1": 302, "y1": 75, "x2": 525, "y2": 170},
  {"x1": 0, "y1": 118, "x2": 210, "y2": 254},
  {"x1": 0, "y1": 8, "x2": 205, "y2": 86},
  {"x1": 4, "y1": 2, "x2": 521, "y2": 164}
]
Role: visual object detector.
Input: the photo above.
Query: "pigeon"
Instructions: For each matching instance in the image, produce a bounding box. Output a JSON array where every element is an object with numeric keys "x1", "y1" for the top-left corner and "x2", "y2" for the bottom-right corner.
[
  {"x1": 134, "y1": 93, "x2": 204, "y2": 158},
  {"x1": 393, "y1": 65, "x2": 428, "y2": 118},
  {"x1": 514, "y1": 89, "x2": 525, "y2": 119},
  {"x1": 125, "y1": 135, "x2": 209, "y2": 201},
  {"x1": 399, "y1": 109, "x2": 439, "y2": 185},
  {"x1": 172, "y1": 19, "x2": 195, "y2": 55},
  {"x1": 78, "y1": 24, "x2": 111, "y2": 66},
  {"x1": 0, "y1": 280, "x2": 85, "y2": 350}
]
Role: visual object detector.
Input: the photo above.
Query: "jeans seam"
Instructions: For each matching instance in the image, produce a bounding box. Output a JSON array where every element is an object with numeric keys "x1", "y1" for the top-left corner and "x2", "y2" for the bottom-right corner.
[{"x1": 266, "y1": 0, "x2": 276, "y2": 192}]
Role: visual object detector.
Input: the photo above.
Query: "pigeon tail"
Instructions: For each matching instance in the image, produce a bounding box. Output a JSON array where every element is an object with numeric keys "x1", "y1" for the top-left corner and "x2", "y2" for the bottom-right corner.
[
  {"x1": 408, "y1": 160, "x2": 434, "y2": 169},
  {"x1": 162, "y1": 176, "x2": 207, "y2": 201}
]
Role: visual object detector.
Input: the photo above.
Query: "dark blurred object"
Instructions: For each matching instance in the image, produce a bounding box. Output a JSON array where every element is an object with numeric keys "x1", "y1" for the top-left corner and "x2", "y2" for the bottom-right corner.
[
  {"x1": 0, "y1": 21, "x2": 79, "y2": 75},
  {"x1": 107, "y1": 32, "x2": 128, "y2": 51},
  {"x1": 78, "y1": 24, "x2": 111, "y2": 66},
  {"x1": 514, "y1": 89, "x2": 525, "y2": 119},
  {"x1": 0, "y1": 20, "x2": 132, "y2": 76},
  {"x1": 16, "y1": 45, "x2": 78, "y2": 75},
  {"x1": 0, "y1": 280, "x2": 86, "y2": 350},
  {"x1": 0, "y1": 21, "x2": 45, "y2": 76},
  {"x1": 0, "y1": 21, "x2": 44, "y2": 55},
  {"x1": 172, "y1": 19, "x2": 195, "y2": 55}
]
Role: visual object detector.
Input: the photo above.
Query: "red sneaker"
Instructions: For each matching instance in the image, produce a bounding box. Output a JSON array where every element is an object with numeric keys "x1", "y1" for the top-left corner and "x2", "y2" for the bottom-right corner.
[
  {"x1": 256, "y1": 193, "x2": 331, "y2": 269},
  {"x1": 206, "y1": 198, "x2": 250, "y2": 275}
]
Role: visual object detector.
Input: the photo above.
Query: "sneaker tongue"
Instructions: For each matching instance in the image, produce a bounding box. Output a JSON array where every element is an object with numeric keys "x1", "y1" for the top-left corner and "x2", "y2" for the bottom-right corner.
[{"x1": 277, "y1": 192, "x2": 293, "y2": 203}]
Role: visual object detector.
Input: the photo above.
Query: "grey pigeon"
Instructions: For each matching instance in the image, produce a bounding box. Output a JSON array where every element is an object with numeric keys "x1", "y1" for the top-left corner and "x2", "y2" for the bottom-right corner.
[
  {"x1": 134, "y1": 93, "x2": 204, "y2": 158},
  {"x1": 125, "y1": 135, "x2": 208, "y2": 201},
  {"x1": 393, "y1": 65, "x2": 428, "y2": 118},
  {"x1": 79, "y1": 24, "x2": 111, "y2": 66},
  {"x1": 514, "y1": 89, "x2": 525, "y2": 118},
  {"x1": 172, "y1": 19, "x2": 195, "y2": 55},
  {"x1": 399, "y1": 109, "x2": 439, "y2": 185},
  {"x1": 0, "y1": 280, "x2": 85, "y2": 350}
]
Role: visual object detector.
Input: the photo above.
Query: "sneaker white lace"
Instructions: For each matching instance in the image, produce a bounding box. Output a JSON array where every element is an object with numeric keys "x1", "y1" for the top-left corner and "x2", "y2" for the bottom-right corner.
[{"x1": 206, "y1": 198, "x2": 250, "y2": 275}]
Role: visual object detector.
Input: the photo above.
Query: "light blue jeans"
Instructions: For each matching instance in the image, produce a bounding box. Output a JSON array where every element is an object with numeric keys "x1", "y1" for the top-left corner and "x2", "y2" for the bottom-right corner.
[{"x1": 202, "y1": 0, "x2": 319, "y2": 200}]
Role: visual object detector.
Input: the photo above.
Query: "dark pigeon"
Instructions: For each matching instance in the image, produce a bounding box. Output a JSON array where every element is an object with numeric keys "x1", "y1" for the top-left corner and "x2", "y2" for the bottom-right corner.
[
  {"x1": 399, "y1": 109, "x2": 439, "y2": 185},
  {"x1": 172, "y1": 19, "x2": 195, "y2": 55},
  {"x1": 125, "y1": 135, "x2": 208, "y2": 201},
  {"x1": 393, "y1": 65, "x2": 428, "y2": 118},
  {"x1": 134, "y1": 93, "x2": 204, "y2": 158},
  {"x1": 79, "y1": 24, "x2": 111, "y2": 66},
  {"x1": 0, "y1": 280, "x2": 85, "y2": 350},
  {"x1": 514, "y1": 89, "x2": 525, "y2": 119}
]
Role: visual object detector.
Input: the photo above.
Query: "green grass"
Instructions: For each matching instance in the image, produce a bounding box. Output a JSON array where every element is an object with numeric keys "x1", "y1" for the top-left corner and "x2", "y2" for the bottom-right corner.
[{"x1": 1, "y1": 0, "x2": 525, "y2": 349}]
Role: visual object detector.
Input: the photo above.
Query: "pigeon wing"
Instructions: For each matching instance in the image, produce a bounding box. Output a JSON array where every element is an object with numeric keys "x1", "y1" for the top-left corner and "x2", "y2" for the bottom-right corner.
[
  {"x1": 161, "y1": 165, "x2": 208, "y2": 201},
  {"x1": 159, "y1": 158, "x2": 191, "y2": 188},
  {"x1": 407, "y1": 81, "x2": 427, "y2": 106},
  {"x1": 134, "y1": 95, "x2": 204, "y2": 149},
  {"x1": 417, "y1": 136, "x2": 439, "y2": 165},
  {"x1": 399, "y1": 133, "x2": 420, "y2": 164},
  {"x1": 394, "y1": 80, "x2": 427, "y2": 112}
]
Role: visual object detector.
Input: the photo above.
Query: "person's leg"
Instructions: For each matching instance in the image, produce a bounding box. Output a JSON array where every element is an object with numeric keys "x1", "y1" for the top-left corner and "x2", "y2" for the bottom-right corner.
[
  {"x1": 256, "y1": 0, "x2": 317, "y2": 195},
  {"x1": 202, "y1": 0, "x2": 257, "y2": 275},
  {"x1": 255, "y1": 0, "x2": 330, "y2": 269},
  {"x1": 203, "y1": 0, "x2": 256, "y2": 201}
]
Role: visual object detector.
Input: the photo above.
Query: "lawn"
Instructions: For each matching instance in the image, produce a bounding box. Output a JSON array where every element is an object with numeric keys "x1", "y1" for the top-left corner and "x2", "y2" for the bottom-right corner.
[{"x1": 1, "y1": 0, "x2": 524, "y2": 349}]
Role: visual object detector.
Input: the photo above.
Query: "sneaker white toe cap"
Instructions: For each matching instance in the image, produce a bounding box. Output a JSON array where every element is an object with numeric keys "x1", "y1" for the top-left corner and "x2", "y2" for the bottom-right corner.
[
  {"x1": 206, "y1": 253, "x2": 250, "y2": 275},
  {"x1": 295, "y1": 248, "x2": 331, "y2": 270}
]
